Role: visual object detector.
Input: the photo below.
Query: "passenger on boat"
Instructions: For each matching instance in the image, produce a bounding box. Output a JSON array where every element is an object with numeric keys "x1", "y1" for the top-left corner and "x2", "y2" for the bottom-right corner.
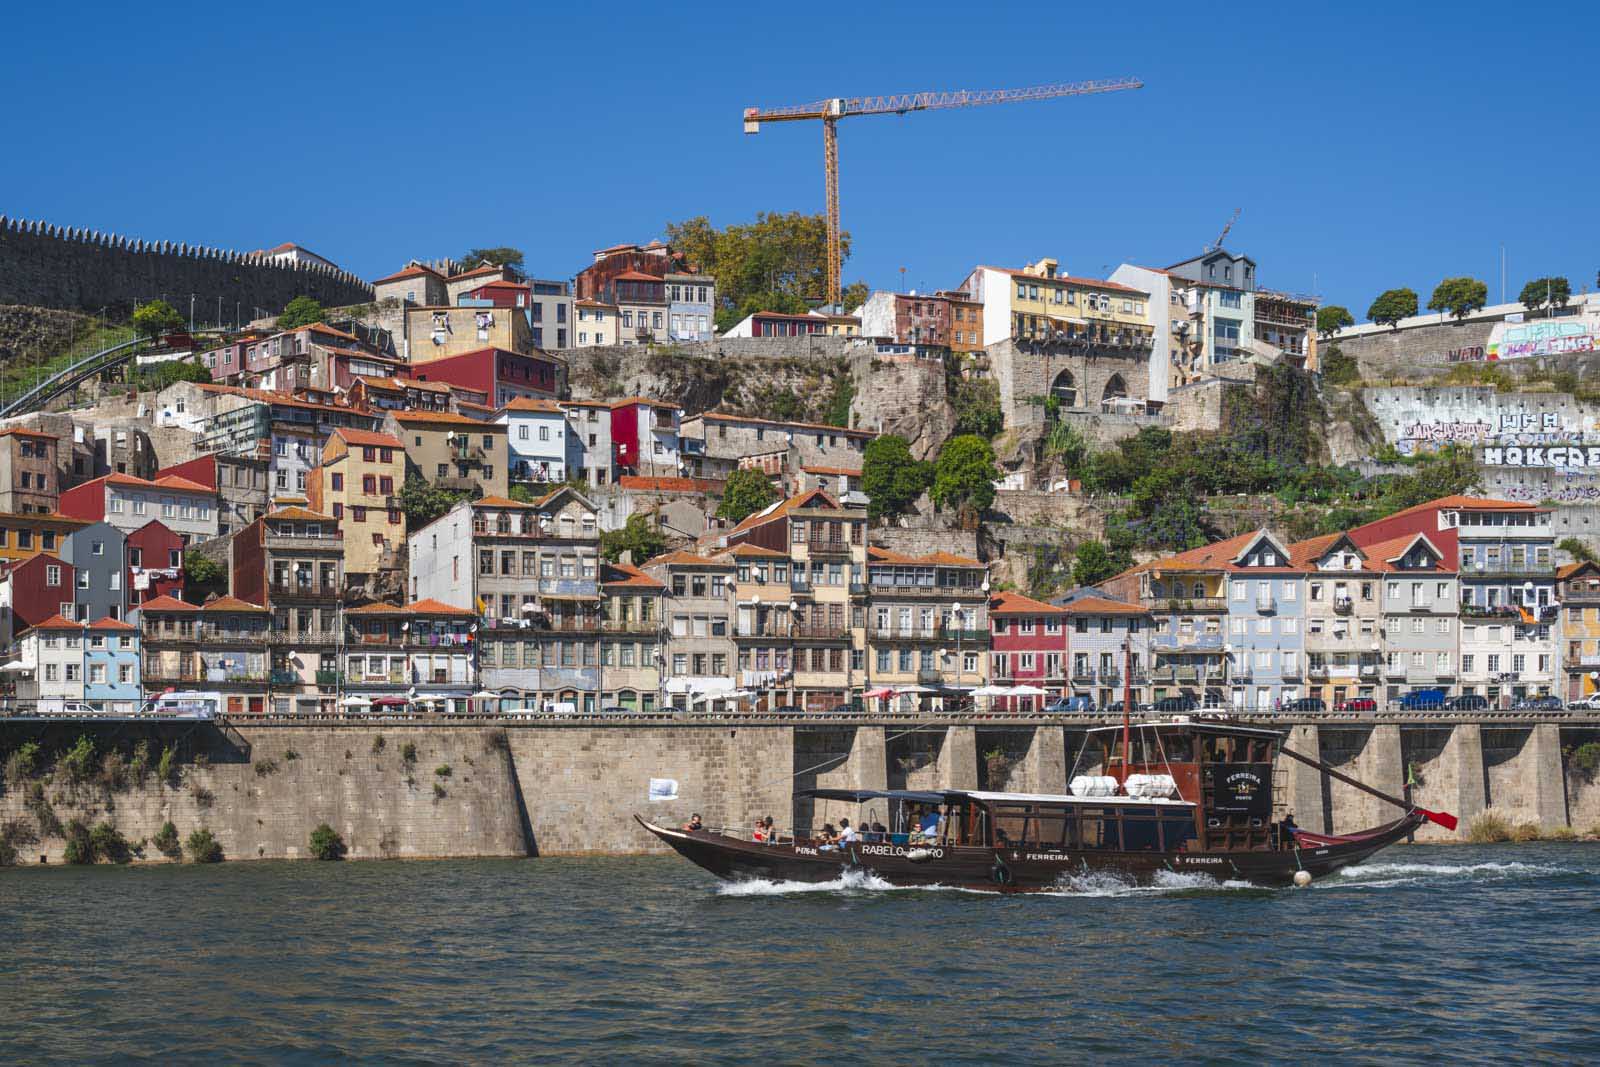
[
  {"x1": 752, "y1": 820, "x2": 766, "y2": 842},
  {"x1": 761, "y1": 815, "x2": 777, "y2": 843},
  {"x1": 871, "y1": 820, "x2": 888, "y2": 842},
  {"x1": 684, "y1": 814, "x2": 704, "y2": 832},
  {"x1": 818, "y1": 823, "x2": 838, "y2": 849},
  {"x1": 838, "y1": 818, "x2": 858, "y2": 846},
  {"x1": 911, "y1": 810, "x2": 941, "y2": 843},
  {"x1": 1281, "y1": 813, "x2": 1299, "y2": 845}
]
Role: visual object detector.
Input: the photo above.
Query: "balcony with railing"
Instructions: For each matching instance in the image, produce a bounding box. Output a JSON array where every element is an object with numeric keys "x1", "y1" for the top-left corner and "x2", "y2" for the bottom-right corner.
[
  {"x1": 793, "y1": 623, "x2": 852, "y2": 641},
  {"x1": 601, "y1": 618, "x2": 661, "y2": 634},
  {"x1": 269, "y1": 669, "x2": 302, "y2": 686},
  {"x1": 1333, "y1": 597, "x2": 1353, "y2": 615},
  {"x1": 868, "y1": 580, "x2": 982, "y2": 600},
  {"x1": 539, "y1": 577, "x2": 599, "y2": 598},
  {"x1": 269, "y1": 580, "x2": 341, "y2": 599},
  {"x1": 1151, "y1": 631, "x2": 1225, "y2": 651},
  {"x1": 275, "y1": 630, "x2": 342, "y2": 647},
  {"x1": 1149, "y1": 596, "x2": 1228, "y2": 614},
  {"x1": 264, "y1": 532, "x2": 344, "y2": 554},
  {"x1": 805, "y1": 538, "x2": 852, "y2": 558},
  {"x1": 870, "y1": 625, "x2": 943, "y2": 643},
  {"x1": 1255, "y1": 592, "x2": 1276, "y2": 614},
  {"x1": 1563, "y1": 581, "x2": 1600, "y2": 603}
]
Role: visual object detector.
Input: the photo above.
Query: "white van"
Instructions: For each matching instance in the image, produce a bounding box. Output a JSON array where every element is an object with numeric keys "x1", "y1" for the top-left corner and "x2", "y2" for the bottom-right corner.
[{"x1": 144, "y1": 691, "x2": 224, "y2": 720}]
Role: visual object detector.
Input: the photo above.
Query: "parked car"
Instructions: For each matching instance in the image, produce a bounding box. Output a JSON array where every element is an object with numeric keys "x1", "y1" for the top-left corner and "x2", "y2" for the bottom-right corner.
[
  {"x1": 1397, "y1": 688, "x2": 1447, "y2": 711},
  {"x1": 1511, "y1": 695, "x2": 1563, "y2": 711},
  {"x1": 1445, "y1": 694, "x2": 1490, "y2": 711},
  {"x1": 1282, "y1": 697, "x2": 1327, "y2": 714},
  {"x1": 1568, "y1": 694, "x2": 1600, "y2": 711},
  {"x1": 1336, "y1": 697, "x2": 1378, "y2": 713},
  {"x1": 1152, "y1": 695, "x2": 1198, "y2": 713},
  {"x1": 1045, "y1": 695, "x2": 1097, "y2": 714},
  {"x1": 823, "y1": 703, "x2": 855, "y2": 716},
  {"x1": 769, "y1": 704, "x2": 805, "y2": 716}
]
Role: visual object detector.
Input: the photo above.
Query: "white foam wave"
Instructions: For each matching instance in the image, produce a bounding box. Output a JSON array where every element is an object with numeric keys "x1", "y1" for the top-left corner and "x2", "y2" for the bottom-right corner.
[
  {"x1": 1336, "y1": 860, "x2": 1567, "y2": 880},
  {"x1": 1041, "y1": 868, "x2": 1261, "y2": 897},
  {"x1": 715, "y1": 869, "x2": 900, "y2": 896}
]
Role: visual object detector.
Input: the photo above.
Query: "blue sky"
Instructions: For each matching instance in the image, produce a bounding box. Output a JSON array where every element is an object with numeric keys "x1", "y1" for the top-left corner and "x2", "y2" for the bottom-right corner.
[{"x1": 4, "y1": 1, "x2": 1597, "y2": 317}]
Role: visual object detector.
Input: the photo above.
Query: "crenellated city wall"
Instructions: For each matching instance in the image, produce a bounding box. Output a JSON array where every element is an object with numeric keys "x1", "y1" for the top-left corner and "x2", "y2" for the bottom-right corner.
[{"x1": 0, "y1": 216, "x2": 372, "y2": 317}]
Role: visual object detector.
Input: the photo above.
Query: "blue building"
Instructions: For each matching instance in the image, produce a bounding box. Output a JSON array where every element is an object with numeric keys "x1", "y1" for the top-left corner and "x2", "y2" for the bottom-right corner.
[
  {"x1": 666, "y1": 272, "x2": 715, "y2": 342},
  {"x1": 1224, "y1": 530, "x2": 1306, "y2": 712},
  {"x1": 83, "y1": 617, "x2": 142, "y2": 713},
  {"x1": 61, "y1": 521, "x2": 128, "y2": 624}
]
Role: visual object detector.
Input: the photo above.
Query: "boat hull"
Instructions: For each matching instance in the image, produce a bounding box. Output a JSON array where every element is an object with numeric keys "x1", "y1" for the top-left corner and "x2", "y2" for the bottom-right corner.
[{"x1": 635, "y1": 813, "x2": 1425, "y2": 892}]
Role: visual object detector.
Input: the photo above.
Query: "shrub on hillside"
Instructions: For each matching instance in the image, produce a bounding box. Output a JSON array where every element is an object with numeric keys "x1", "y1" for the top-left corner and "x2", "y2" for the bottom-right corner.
[
  {"x1": 152, "y1": 821, "x2": 182, "y2": 859},
  {"x1": 309, "y1": 822, "x2": 345, "y2": 861},
  {"x1": 186, "y1": 828, "x2": 223, "y2": 863}
]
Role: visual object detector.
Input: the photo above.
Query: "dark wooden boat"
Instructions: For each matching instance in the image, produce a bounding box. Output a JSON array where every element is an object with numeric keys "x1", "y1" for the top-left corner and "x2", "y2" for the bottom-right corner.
[{"x1": 638, "y1": 716, "x2": 1452, "y2": 892}]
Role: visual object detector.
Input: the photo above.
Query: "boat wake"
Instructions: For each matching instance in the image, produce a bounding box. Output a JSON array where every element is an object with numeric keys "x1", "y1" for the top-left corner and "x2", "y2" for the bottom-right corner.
[
  {"x1": 716, "y1": 869, "x2": 901, "y2": 896},
  {"x1": 1042, "y1": 869, "x2": 1262, "y2": 898},
  {"x1": 1331, "y1": 859, "x2": 1571, "y2": 889}
]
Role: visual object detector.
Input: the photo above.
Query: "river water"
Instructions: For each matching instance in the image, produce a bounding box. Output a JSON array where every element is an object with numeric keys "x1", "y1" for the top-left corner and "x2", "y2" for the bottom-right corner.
[{"x1": 2, "y1": 844, "x2": 1597, "y2": 1064}]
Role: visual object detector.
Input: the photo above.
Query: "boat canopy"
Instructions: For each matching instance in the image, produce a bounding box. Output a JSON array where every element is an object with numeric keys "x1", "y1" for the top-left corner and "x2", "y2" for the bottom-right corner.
[
  {"x1": 800, "y1": 788, "x2": 953, "y2": 804},
  {"x1": 1085, "y1": 718, "x2": 1284, "y2": 740}
]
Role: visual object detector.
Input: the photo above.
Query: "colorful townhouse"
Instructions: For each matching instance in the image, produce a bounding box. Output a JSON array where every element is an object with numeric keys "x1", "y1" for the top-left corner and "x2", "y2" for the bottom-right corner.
[
  {"x1": 61, "y1": 521, "x2": 127, "y2": 623},
  {"x1": 728, "y1": 544, "x2": 795, "y2": 711},
  {"x1": 723, "y1": 489, "x2": 868, "y2": 712},
  {"x1": 0, "y1": 427, "x2": 61, "y2": 513},
  {"x1": 83, "y1": 617, "x2": 140, "y2": 713},
  {"x1": 642, "y1": 549, "x2": 738, "y2": 712},
  {"x1": 499, "y1": 398, "x2": 569, "y2": 487},
  {"x1": 1221, "y1": 530, "x2": 1307, "y2": 712},
  {"x1": 609, "y1": 397, "x2": 681, "y2": 479},
  {"x1": 405, "y1": 346, "x2": 564, "y2": 407},
  {"x1": 308, "y1": 427, "x2": 406, "y2": 588},
  {"x1": 1295, "y1": 533, "x2": 1384, "y2": 708},
  {"x1": 386, "y1": 410, "x2": 509, "y2": 500},
  {"x1": 1559, "y1": 561, "x2": 1600, "y2": 701},
  {"x1": 863, "y1": 547, "x2": 989, "y2": 711},
  {"x1": 15, "y1": 614, "x2": 88, "y2": 714},
  {"x1": 987, "y1": 592, "x2": 1069, "y2": 712},
  {"x1": 342, "y1": 600, "x2": 477, "y2": 714},
  {"x1": 408, "y1": 489, "x2": 604, "y2": 713},
  {"x1": 599, "y1": 561, "x2": 665, "y2": 714},
  {"x1": 58, "y1": 472, "x2": 218, "y2": 544},
  {"x1": 0, "y1": 511, "x2": 86, "y2": 564},
  {"x1": 126, "y1": 520, "x2": 185, "y2": 613},
  {"x1": 1057, "y1": 593, "x2": 1152, "y2": 709},
  {"x1": 0, "y1": 553, "x2": 77, "y2": 645},
  {"x1": 1102, "y1": 540, "x2": 1232, "y2": 707}
]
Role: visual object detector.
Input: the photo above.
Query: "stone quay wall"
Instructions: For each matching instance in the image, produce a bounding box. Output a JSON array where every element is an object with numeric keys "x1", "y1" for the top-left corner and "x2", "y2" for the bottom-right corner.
[
  {"x1": 0, "y1": 216, "x2": 372, "y2": 318},
  {"x1": 1, "y1": 718, "x2": 1594, "y2": 865}
]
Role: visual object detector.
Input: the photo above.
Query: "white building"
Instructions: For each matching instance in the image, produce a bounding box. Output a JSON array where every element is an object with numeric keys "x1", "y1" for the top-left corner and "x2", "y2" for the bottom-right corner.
[
  {"x1": 499, "y1": 398, "x2": 569, "y2": 487},
  {"x1": 17, "y1": 615, "x2": 87, "y2": 714},
  {"x1": 573, "y1": 301, "x2": 619, "y2": 346},
  {"x1": 1109, "y1": 264, "x2": 1177, "y2": 405}
]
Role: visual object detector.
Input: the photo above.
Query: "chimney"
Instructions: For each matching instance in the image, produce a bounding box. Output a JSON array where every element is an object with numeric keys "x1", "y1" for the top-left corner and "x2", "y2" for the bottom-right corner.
[{"x1": 619, "y1": 549, "x2": 634, "y2": 566}]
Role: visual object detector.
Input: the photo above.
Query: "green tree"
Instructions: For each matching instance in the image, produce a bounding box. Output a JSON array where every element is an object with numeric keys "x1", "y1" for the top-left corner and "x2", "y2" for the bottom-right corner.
[
  {"x1": 1559, "y1": 537, "x2": 1595, "y2": 564},
  {"x1": 185, "y1": 828, "x2": 223, "y2": 863},
  {"x1": 931, "y1": 435, "x2": 999, "y2": 516},
  {"x1": 1367, "y1": 288, "x2": 1418, "y2": 328},
  {"x1": 599, "y1": 512, "x2": 668, "y2": 564},
  {"x1": 137, "y1": 359, "x2": 212, "y2": 391},
  {"x1": 841, "y1": 281, "x2": 870, "y2": 313},
  {"x1": 861, "y1": 435, "x2": 932, "y2": 522},
  {"x1": 459, "y1": 247, "x2": 526, "y2": 278},
  {"x1": 400, "y1": 475, "x2": 472, "y2": 533},
  {"x1": 1316, "y1": 305, "x2": 1354, "y2": 339},
  {"x1": 950, "y1": 378, "x2": 1003, "y2": 439},
  {"x1": 507, "y1": 484, "x2": 536, "y2": 503},
  {"x1": 277, "y1": 295, "x2": 326, "y2": 330},
  {"x1": 1427, "y1": 276, "x2": 1489, "y2": 321},
  {"x1": 183, "y1": 552, "x2": 225, "y2": 589},
  {"x1": 1071, "y1": 540, "x2": 1118, "y2": 587},
  {"x1": 666, "y1": 212, "x2": 850, "y2": 320},
  {"x1": 309, "y1": 822, "x2": 345, "y2": 860},
  {"x1": 132, "y1": 299, "x2": 184, "y2": 340},
  {"x1": 716, "y1": 468, "x2": 779, "y2": 523},
  {"x1": 1520, "y1": 276, "x2": 1571, "y2": 314}
]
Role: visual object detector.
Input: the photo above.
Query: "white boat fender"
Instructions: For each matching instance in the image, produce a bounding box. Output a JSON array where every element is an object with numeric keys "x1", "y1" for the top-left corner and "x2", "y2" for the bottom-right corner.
[
  {"x1": 906, "y1": 848, "x2": 933, "y2": 862},
  {"x1": 1293, "y1": 870, "x2": 1312, "y2": 888}
]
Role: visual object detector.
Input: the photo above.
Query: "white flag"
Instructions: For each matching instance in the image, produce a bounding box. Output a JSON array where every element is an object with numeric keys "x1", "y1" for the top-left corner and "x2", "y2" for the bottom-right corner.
[{"x1": 648, "y1": 778, "x2": 679, "y2": 802}]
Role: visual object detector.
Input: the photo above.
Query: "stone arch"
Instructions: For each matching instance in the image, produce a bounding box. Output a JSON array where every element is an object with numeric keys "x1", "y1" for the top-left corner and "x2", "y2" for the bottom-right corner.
[
  {"x1": 1102, "y1": 373, "x2": 1128, "y2": 402},
  {"x1": 1049, "y1": 368, "x2": 1077, "y2": 409}
]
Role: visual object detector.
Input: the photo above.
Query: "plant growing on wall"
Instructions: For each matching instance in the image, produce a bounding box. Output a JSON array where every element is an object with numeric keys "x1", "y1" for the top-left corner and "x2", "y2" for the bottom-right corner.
[
  {"x1": 1427, "y1": 277, "x2": 1488, "y2": 321},
  {"x1": 309, "y1": 822, "x2": 346, "y2": 860},
  {"x1": 862, "y1": 435, "x2": 932, "y2": 522},
  {"x1": 1366, "y1": 288, "x2": 1418, "y2": 328},
  {"x1": 600, "y1": 513, "x2": 669, "y2": 564},
  {"x1": 152, "y1": 821, "x2": 182, "y2": 859},
  {"x1": 185, "y1": 828, "x2": 223, "y2": 863},
  {"x1": 931, "y1": 435, "x2": 1000, "y2": 516},
  {"x1": 1071, "y1": 540, "x2": 1118, "y2": 587}
]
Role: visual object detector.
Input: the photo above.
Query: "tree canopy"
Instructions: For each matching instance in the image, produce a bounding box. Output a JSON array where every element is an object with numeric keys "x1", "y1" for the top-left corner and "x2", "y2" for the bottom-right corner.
[
  {"x1": 600, "y1": 512, "x2": 668, "y2": 564},
  {"x1": 1558, "y1": 537, "x2": 1595, "y2": 564},
  {"x1": 1427, "y1": 277, "x2": 1488, "y2": 321},
  {"x1": 1071, "y1": 540, "x2": 1118, "y2": 587},
  {"x1": 950, "y1": 377, "x2": 1003, "y2": 438},
  {"x1": 715, "y1": 468, "x2": 780, "y2": 524},
  {"x1": 1366, "y1": 288, "x2": 1418, "y2": 328},
  {"x1": 277, "y1": 295, "x2": 326, "y2": 331},
  {"x1": 399, "y1": 475, "x2": 471, "y2": 533},
  {"x1": 1316, "y1": 305, "x2": 1354, "y2": 338},
  {"x1": 862, "y1": 435, "x2": 931, "y2": 522},
  {"x1": 930, "y1": 435, "x2": 999, "y2": 516},
  {"x1": 131, "y1": 300, "x2": 183, "y2": 340},
  {"x1": 136, "y1": 359, "x2": 211, "y2": 391},
  {"x1": 665, "y1": 212, "x2": 851, "y2": 328},
  {"x1": 459, "y1": 247, "x2": 525, "y2": 278},
  {"x1": 1519, "y1": 276, "x2": 1571, "y2": 314}
]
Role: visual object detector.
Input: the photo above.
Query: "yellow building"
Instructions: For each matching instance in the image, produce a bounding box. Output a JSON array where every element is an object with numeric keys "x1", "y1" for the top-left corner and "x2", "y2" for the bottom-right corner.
[
  {"x1": 864, "y1": 547, "x2": 990, "y2": 712},
  {"x1": 0, "y1": 512, "x2": 88, "y2": 564},
  {"x1": 962, "y1": 258, "x2": 1154, "y2": 348},
  {"x1": 405, "y1": 305, "x2": 532, "y2": 362},
  {"x1": 308, "y1": 428, "x2": 407, "y2": 580},
  {"x1": 1560, "y1": 561, "x2": 1600, "y2": 700}
]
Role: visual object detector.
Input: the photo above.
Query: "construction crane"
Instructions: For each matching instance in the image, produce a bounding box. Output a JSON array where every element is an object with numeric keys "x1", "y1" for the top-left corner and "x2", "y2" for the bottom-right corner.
[
  {"x1": 743, "y1": 77, "x2": 1143, "y2": 308},
  {"x1": 1208, "y1": 208, "x2": 1241, "y2": 252}
]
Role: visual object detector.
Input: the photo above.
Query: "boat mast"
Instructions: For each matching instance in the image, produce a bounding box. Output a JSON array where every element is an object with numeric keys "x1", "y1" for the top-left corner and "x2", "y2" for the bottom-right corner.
[{"x1": 1122, "y1": 637, "x2": 1132, "y2": 776}]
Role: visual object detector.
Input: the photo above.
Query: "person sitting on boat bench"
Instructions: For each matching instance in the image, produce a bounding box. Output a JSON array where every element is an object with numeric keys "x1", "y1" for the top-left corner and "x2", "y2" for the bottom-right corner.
[
  {"x1": 1280, "y1": 813, "x2": 1299, "y2": 846},
  {"x1": 912, "y1": 809, "x2": 941, "y2": 843},
  {"x1": 683, "y1": 813, "x2": 704, "y2": 833},
  {"x1": 818, "y1": 823, "x2": 838, "y2": 848},
  {"x1": 760, "y1": 815, "x2": 777, "y2": 844}
]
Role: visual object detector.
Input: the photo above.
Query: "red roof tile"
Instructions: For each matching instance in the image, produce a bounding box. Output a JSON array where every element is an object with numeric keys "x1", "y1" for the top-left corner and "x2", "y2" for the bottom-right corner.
[
  {"x1": 617, "y1": 475, "x2": 723, "y2": 494},
  {"x1": 88, "y1": 616, "x2": 137, "y2": 631},
  {"x1": 374, "y1": 264, "x2": 444, "y2": 284},
  {"x1": 602, "y1": 562, "x2": 666, "y2": 589},
  {"x1": 332, "y1": 427, "x2": 405, "y2": 449},
  {"x1": 30, "y1": 614, "x2": 83, "y2": 631},
  {"x1": 137, "y1": 595, "x2": 199, "y2": 612},
  {"x1": 988, "y1": 591, "x2": 1066, "y2": 616},
  {"x1": 201, "y1": 595, "x2": 269, "y2": 613},
  {"x1": 1060, "y1": 595, "x2": 1150, "y2": 616}
]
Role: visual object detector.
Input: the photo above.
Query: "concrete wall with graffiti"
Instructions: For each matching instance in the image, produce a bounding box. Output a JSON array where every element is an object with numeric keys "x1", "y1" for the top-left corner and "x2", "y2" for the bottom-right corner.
[{"x1": 1363, "y1": 386, "x2": 1600, "y2": 503}]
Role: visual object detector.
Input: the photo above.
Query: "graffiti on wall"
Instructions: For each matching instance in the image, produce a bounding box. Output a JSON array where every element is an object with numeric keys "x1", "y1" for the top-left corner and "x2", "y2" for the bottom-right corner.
[
  {"x1": 1486, "y1": 318, "x2": 1600, "y2": 361},
  {"x1": 1394, "y1": 411, "x2": 1600, "y2": 458}
]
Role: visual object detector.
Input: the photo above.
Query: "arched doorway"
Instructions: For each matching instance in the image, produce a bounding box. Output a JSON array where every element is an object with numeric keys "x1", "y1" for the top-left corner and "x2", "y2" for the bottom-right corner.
[
  {"x1": 1102, "y1": 373, "x2": 1128, "y2": 402},
  {"x1": 1049, "y1": 369, "x2": 1077, "y2": 411}
]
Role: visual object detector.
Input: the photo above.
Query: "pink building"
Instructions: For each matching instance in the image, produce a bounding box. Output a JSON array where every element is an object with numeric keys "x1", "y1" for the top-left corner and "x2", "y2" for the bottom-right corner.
[
  {"x1": 988, "y1": 592, "x2": 1069, "y2": 711},
  {"x1": 608, "y1": 397, "x2": 680, "y2": 477}
]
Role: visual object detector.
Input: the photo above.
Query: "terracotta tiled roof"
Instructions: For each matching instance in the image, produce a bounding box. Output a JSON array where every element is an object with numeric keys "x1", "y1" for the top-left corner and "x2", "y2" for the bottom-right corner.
[
  {"x1": 0, "y1": 427, "x2": 57, "y2": 440},
  {"x1": 374, "y1": 264, "x2": 445, "y2": 284},
  {"x1": 347, "y1": 598, "x2": 475, "y2": 616},
  {"x1": 1363, "y1": 532, "x2": 1453, "y2": 573},
  {"x1": 988, "y1": 591, "x2": 1066, "y2": 616},
  {"x1": 154, "y1": 475, "x2": 214, "y2": 493},
  {"x1": 1384, "y1": 494, "x2": 1541, "y2": 520},
  {"x1": 617, "y1": 475, "x2": 722, "y2": 494},
  {"x1": 201, "y1": 595, "x2": 269, "y2": 613},
  {"x1": 392, "y1": 410, "x2": 504, "y2": 427},
  {"x1": 501, "y1": 397, "x2": 564, "y2": 413},
  {"x1": 866, "y1": 546, "x2": 982, "y2": 567},
  {"x1": 289, "y1": 322, "x2": 359, "y2": 342},
  {"x1": 728, "y1": 544, "x2": 788, "y2": 559},
  {"x1": 137, "y1": 595, "x2": 199, "y2": 612},
  {"x1": 332, "y1": 427, "x2": 404, "y2": 449},
  {"x1": 644, "y1": 549, "x2": 733, "y2": 568},
  {"x1": 31, "y1": 614, "x2": 83, "y2": 630},
  {"x1": 608, "y1": 396, "x2": 676, "y2": 409},
  {"x1": 448, "y1": 265, "x2": 505, "y2": 282},
  {"x1": 88, "y1": 616, "x2": 137, "y2": 631},
  {"x1": 197, "y1": 383, "x2": 367, "y2": 416},
  {"x1": 1558, "y1": 560, "x2": 1600, "y2": 579},
  {"x1": 473, "y1": 494, "x2": 536, "y2": 509},
  {"x1": 264, "y1": 506, "x2": 337, "y2": 522},
  {"x1": 801, "y1": 465, "x2": 862, "y2": 477},
  {"x1": 612, "y1": 270, "x2": 663, "y2": 282},
  {"x1": 1060, "y1": 595, "x2": 1150, "y2": 616},
  {"x1": 602, "y1": 562, "x2": 666, "y2": 588},
  {"x1": 94, "y1": 472, "x2": 212, "y2": 495}
]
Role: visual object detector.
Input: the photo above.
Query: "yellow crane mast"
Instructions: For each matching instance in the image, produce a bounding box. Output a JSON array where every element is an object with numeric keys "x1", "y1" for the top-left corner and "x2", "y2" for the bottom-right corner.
[{"x1": 743, "y1": 77, "x2": 1144, "y2": 308}]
